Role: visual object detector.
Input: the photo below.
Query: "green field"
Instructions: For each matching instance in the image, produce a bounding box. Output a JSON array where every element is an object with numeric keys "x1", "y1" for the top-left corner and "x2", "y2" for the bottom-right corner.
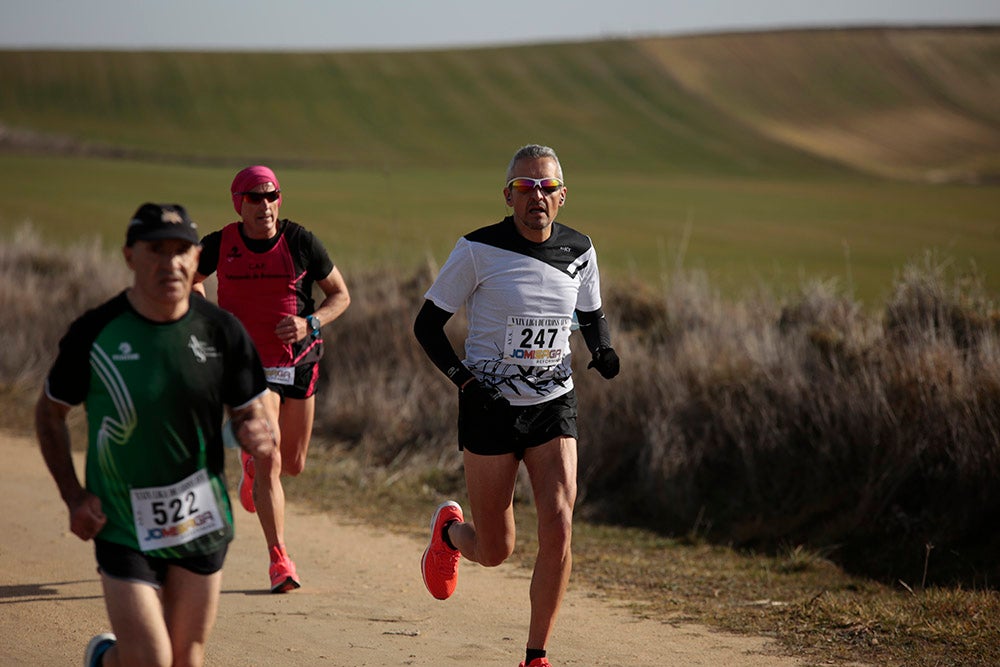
[{"x1": 1, "y1": 28, "x2": 998, "y2": 303}]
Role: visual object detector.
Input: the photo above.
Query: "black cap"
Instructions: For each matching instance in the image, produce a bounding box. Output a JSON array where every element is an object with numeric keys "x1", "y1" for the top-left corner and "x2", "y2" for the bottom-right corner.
[{"x1": 125, "y1": 203, "x2": 200, "y2": 247}]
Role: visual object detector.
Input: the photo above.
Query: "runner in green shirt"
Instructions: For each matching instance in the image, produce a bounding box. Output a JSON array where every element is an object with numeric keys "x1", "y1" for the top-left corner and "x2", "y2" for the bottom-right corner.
[{"x1": 36, "y1": 203, "x2": 275, "y2": 667}]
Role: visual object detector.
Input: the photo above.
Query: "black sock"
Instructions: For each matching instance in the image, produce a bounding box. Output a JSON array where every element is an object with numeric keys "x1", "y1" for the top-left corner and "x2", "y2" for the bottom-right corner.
[
  {"x1": 525, "y1": 648, "x2": 546, "y2": 664},
  {"x1": 441, "y1": 519, "x2": 458, "y2": 550}
]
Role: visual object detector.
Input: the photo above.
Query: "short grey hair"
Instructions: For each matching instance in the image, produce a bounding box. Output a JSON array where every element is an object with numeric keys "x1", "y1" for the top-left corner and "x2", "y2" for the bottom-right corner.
[{"x1": 505, "y1": 144, "x2": 564, "y2": 182}]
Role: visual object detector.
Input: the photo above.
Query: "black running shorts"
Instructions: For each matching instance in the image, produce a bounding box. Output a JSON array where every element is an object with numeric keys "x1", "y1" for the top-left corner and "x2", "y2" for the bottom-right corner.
[
  {"x1": 459, "y1": 389, "x2": 578, "y2": 458},
  {"x1": 95, "y1": 539, "x2": 228, "y2": 587},
  {"x1": 267, "y1": 361, "x2": 320, "y2": 400}
]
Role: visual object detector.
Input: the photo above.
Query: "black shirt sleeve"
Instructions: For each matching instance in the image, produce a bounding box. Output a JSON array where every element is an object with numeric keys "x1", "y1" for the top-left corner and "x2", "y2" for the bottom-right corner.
[
  {"x1": 413, "y1": 300, "x2": 475, "y2": 388},
  {"x1": 46, "y1": 292, "x2": 130, "y2": 406},
  {"x1": 208, "y1": 300, "x2": 268, "y2": 408},
  {"x1": 302, "y1": 228, "x2": 335, "y2": 281},
  {"x1": 197, "y1": 230, "x2": 223, "y2": 277},
  {"x1": 575, "y1": 306, "x2": 612, "y2": 354}
]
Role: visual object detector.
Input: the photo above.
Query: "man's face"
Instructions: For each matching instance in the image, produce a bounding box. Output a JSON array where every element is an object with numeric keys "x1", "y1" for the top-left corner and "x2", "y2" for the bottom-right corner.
[
  {"x1": 504, "y1": 157, "x2": 566, "y2": 240},
  {"x1": 124, "y1": 238, "x2": 200, "y2": 307},
  {"x1": 239, "y1": 182, "x2": 281, "y2": 240}
]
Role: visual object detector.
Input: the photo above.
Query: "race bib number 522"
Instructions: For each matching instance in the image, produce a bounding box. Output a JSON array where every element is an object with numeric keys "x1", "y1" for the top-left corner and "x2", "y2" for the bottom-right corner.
[
  {"x1": 130, "y1": 469, "x2": 225, "y2": 552},
  {"x1": 504, "y1": 315, "x2": 572, "y2": 367}
]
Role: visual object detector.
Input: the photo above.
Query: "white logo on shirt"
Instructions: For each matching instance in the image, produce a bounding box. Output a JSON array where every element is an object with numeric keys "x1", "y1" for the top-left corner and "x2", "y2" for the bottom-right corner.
[
  {"x1": 112, "y1": 342, "x2": 140, "y2": 361},
  {"x1": 188, "y1": 336, "x2": 220, "y2": 363}
]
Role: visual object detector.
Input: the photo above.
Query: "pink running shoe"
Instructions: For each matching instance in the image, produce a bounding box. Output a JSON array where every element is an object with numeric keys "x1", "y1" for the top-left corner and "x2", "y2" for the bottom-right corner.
[
  {"x1": 421, "y1": 500, "x2": 463, "y2": 600},
  {"x1": 518, "y1": 659, "x2": 551, "y2": 667},
  {"x1": 269, "y1": 545, "x2": 301, "y2": 593},
  {"x1": 238, "y1": 450, "x2": 256, "y2": 513}
]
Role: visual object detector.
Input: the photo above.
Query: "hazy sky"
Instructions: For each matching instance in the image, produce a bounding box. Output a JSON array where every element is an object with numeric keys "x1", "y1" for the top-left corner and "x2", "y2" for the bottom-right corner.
[{"x1": 2, "y1": 0, "x2": 998, "y2": 51}]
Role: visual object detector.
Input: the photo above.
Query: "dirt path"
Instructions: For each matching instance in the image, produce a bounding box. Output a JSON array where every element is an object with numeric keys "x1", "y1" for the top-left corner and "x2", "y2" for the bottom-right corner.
[{"x1": 1, "y1": 432, "x2": 806, "y2": 667}]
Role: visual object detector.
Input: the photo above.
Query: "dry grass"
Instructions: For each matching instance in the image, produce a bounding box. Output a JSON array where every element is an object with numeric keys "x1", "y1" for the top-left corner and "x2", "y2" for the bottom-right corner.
[{"x1": 3, "y1": 229, "x2": 999, "y2": 666}]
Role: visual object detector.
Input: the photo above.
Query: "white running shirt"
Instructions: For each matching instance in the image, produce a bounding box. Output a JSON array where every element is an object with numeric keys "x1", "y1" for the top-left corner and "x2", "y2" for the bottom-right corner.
[{"x1": 425, "y1": 217, "x2": 603, "y2": 406}]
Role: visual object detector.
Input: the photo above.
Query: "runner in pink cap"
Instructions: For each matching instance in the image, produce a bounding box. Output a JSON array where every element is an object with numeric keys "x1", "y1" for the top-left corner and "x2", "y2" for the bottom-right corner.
[
  {"x1": 194, "y1": 165, "x2": 352, "y2": 594},
  {"x1": 231, "y1": 165, "x2": 283, "y2": 214}
]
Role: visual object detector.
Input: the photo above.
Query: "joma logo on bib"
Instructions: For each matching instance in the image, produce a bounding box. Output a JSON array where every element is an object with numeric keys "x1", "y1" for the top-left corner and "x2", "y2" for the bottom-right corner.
[{"x1": 504, "y1": 315, "x2": 571, "y2": 367}]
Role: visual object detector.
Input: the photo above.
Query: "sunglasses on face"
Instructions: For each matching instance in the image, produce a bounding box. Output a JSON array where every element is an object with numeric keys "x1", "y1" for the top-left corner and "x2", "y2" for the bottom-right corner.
[
  {"x1": 239, "y1": 190, "x2": 281, "y2": 204},
  {"x1": 505, "y1": 177, "x2": 564, "y2": 194}
]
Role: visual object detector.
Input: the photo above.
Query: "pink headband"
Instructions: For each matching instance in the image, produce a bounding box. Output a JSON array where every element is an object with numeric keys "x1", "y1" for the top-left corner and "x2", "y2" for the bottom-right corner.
[{"x1": 231, "y1": 165, "x2": 282, "y2": 214}]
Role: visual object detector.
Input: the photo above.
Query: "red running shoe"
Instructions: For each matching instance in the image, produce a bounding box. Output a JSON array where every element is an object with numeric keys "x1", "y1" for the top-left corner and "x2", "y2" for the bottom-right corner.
[
  {"x1": 421, "y1": 501, "x2": 463, "y2": 600},
  {"x1": 518, "y1": 659, "x2": 551, "y2": 667},
  {"x1": 238, "y1": 450, "x2": 255, "y2": 513},
  {"x1": 269, "y1": 545, "x2": 301, "y2": 593}
]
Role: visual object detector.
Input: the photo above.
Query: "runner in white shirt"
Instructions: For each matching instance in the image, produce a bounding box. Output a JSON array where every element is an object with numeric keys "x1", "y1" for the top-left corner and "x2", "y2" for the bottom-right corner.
[{"x1": 414, "y1": 145, "x2": 620, "y2": 667}]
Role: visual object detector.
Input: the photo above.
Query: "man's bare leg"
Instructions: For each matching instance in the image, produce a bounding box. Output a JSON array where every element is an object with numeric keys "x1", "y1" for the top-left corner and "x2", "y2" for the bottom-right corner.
[
  {"x1": 276, "y1": 395, "x2": 315, "y2": 476},
  {"x1": 522, "y1": 436, "x2": 577, "y2": 650},
  {"x1": 447, "y1": 450, "x2": 519, "y2": 566},
  {"x1": 253, "y1": 390, "x2": 285, "y2": 551}
]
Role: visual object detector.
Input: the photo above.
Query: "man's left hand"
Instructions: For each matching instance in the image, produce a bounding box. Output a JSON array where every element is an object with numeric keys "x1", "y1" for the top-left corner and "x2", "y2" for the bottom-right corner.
[{"x1": 588, "y1": 346, "x2": 620, "y2": 379}]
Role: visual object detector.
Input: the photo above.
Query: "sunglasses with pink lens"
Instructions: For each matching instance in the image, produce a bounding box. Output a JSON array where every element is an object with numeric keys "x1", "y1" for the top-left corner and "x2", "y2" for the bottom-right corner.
[{"x1": 505, "y1": 177, "x2": 564, "y2": 194}]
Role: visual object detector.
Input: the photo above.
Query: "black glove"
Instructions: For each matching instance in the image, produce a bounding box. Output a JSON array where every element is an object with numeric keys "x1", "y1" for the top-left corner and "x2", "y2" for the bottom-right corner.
[
  {"x1": 459, "y1": 379, "x2": 511, "y2": 420},
  {"x1": 588, "y1": 346, "x2": 620, "y2": 379}
]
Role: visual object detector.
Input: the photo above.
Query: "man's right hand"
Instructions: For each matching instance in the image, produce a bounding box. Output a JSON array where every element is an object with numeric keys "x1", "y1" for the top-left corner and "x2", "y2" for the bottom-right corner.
[
  {"x1": 236, "y1": 416, "x2": 278, "y2": 459},
  {"x1": 460, "y1": 379, "x2": 510, "y2": 420},
  {"x1": 68, "y1": 490, "x2": 107, "y2": 541}
]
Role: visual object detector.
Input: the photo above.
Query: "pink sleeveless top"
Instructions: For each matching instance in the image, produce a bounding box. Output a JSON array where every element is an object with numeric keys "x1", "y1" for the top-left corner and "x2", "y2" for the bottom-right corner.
[{"x1": 216, "y1": 223, "x2": 303, "y2": 367}]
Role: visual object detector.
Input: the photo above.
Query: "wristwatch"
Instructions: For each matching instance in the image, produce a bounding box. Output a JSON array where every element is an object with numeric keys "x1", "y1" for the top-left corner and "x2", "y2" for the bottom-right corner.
[{"x1": 306, "y1": 314, "x2": 321, "y2": 339}]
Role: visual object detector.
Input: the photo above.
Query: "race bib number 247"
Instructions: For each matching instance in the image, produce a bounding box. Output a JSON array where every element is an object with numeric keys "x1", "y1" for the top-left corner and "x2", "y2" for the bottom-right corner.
[{"x1": 504, "y1": 315, "x2": 572, "y2": 367}]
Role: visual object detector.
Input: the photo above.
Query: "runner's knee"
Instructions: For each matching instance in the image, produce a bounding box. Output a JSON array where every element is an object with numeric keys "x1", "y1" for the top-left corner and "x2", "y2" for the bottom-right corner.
[
  {"x1": 538, "y1": 506, "x2": 574, "y2": 553},
  {"x1": 255, "y1": 446, "x2": 282, "y2": 478},
  {"x1": 281, "y1": 452, "x2": 306, "y2": 476},
  {"x1": 476, "y1": 532, "x2": 516, "y2": 567}
]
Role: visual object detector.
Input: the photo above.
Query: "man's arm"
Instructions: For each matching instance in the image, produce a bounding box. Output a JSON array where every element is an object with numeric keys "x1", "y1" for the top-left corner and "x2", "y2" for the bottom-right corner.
[
  {"x1": 275, "y1": 267, "x2": 351, "y2": 344},
  {"x1": 414, "y1": 299, "x2": 509, "y2": 414},
  {"x1": 35, "y1": 391, "x2": 107, "y2": 540},
  {"x1": 312, "y1": 266, "x2": 351, "y2": 329},
  {"x1": 413, "y1": 300, "x2": 475, "y2": 388},
  {"x1": 576, "y1": 307, "x2": 620, "y2": 379}
]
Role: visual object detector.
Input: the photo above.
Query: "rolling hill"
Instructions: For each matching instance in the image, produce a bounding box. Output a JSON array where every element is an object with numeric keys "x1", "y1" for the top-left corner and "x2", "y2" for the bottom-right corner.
[{"x1": 2, "y1": 27, "x2": 997, "y2": 182}]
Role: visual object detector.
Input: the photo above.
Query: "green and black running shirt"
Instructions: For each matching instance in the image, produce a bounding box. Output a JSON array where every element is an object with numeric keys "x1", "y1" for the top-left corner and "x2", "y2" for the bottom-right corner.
[{"x1": 44, "y1": 291, "x2": 268, "y2": 558}]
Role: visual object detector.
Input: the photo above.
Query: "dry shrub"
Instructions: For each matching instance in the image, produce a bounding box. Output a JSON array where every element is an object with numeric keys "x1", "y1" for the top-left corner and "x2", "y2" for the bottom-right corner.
[
  {"x1": 312, "y1": 260, "x2": 462, "y2": 472},
  {"x1": 573, "y1": 260, "x2": 999, "y2": 586},
  {"x1": 0, "y1": 224, "x2": 128, "y2": 389}
]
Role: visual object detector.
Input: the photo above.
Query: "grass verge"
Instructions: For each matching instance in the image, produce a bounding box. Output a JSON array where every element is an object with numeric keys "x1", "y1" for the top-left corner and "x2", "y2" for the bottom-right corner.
[{"x1": 283, "y1": 438, "x2": 1000, "y2": 667}]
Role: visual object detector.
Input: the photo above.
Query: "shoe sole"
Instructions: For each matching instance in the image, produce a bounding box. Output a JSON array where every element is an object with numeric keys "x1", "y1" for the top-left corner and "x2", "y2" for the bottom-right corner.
[{"x1": 270, "y1": 577, "x2": 301, "y2": 594}]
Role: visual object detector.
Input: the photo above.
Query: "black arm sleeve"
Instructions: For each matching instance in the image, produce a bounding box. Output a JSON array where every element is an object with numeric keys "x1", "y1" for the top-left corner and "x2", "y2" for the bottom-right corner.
[
  {"x1": 575, "y1": 306, "x2": 612, "y2": 354},
  {"x1": 414, "y1": 300, "x2": 476, "y2": 388},
  {"x1": 196, "y1": 230, "x2": 222, "y2": 277}
]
